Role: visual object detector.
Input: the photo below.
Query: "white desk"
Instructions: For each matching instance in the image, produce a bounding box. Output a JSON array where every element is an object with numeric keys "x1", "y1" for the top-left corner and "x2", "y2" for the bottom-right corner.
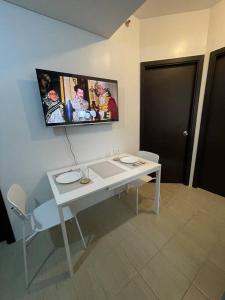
[{"x1": 47, "y1": 154, "x2": 161, "y2": 277}]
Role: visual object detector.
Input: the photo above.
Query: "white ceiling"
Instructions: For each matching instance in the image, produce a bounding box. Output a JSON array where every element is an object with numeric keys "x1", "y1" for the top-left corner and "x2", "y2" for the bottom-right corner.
[
  {"x1": 135, "y1": 0, "x2": 221, "y2": 19},
  {"x1": 4, "y1": 0, "x2": 144, "y2": 38}
]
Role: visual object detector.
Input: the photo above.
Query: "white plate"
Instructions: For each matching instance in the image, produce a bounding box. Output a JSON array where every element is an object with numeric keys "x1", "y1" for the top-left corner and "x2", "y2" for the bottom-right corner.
[
  {"x1": 56, "y1": 170, "x2": 81, "y2": 184},
  {"x1": 120, "y1": 156, "x2": 138, "y2": 164}
]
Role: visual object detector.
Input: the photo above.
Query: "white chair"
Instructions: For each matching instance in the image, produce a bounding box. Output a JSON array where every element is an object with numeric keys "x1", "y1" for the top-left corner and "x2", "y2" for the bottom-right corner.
[
  {"x1": 7, "y1": 184, "x2": 86, "y2": 287},
  {"x1": 128, "y1": 151, "x2": 159, "y2": 215}
]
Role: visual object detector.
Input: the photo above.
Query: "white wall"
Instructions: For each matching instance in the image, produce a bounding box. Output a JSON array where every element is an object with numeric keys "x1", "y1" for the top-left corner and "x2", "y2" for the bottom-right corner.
[
  {"x1": 207, "y1": 0, "x2": 225, "y2": 51},
  {"x1": 140, "y1": 10, "x2": 210, "y2": 62},
  {"x1": 0, "y1": 1, "x2": 140, "y2": 240}
]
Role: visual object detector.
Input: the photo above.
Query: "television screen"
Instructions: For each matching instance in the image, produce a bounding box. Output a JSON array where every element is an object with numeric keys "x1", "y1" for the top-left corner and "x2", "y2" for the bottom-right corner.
[{"x1": 36, "y1": 69, "x2": 119, "y2": 126}]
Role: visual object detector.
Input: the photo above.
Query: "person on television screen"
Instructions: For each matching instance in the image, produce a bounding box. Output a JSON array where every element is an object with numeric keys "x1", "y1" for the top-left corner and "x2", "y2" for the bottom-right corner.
[
  {"x1": 95, "y1": 81, "x2": 118, "y2": 121},
  {"x1": 69, "y1": 85, "x2": 89, "y2": 122},
  {"x1": 44, "y1": 89, "x2": 65, "y2": 124},
  {"x1": 38, "y1": 73, "x2": 51, "y2": 96}
]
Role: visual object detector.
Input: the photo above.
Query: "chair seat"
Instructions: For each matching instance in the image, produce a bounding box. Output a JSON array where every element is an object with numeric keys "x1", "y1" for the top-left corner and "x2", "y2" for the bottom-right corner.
[
  {"x1": 32, "y1": 198, "x2": 73, "y2": 232},
  {"x1": 129, "y1": 175, "x2": 153, "y2": 188}
]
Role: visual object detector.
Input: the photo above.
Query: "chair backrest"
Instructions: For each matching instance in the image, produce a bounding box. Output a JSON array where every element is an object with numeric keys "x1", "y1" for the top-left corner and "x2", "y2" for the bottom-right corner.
[
  {"x1": 7, "y1": 184, "x2": 27, "y2": 219},
  {"x1": 137, "y1": 151, "x2": 159, "y2": 163}
]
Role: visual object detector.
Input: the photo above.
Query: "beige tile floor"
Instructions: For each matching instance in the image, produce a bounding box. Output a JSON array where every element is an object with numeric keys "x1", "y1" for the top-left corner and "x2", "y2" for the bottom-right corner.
[{"x1": 1, "y1": 183, "x2": 225, "y2": 300}]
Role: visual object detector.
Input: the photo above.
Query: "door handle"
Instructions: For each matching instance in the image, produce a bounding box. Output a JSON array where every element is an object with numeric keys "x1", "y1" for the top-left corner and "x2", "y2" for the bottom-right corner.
[{"x1": 183, "y1": 131, "x2": 188, "y2": 136}]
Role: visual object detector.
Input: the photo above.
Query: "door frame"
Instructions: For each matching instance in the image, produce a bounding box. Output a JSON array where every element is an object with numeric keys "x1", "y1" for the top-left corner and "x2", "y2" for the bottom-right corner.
[
  {"x1": 140, "y1": 55, "x2": 204, "y2": 185},
  {"x1": 193, "y1": 47, "x2": 225, "y2": 187}
]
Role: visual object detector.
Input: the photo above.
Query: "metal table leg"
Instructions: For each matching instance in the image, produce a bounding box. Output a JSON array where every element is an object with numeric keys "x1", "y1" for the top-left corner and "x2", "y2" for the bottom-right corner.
[
  {"x1": 58, "y1": 205, "x2": 73, "y2": 277},
  {"x1": 154, "y1": 167, "x2": 161, "y2": 214}
]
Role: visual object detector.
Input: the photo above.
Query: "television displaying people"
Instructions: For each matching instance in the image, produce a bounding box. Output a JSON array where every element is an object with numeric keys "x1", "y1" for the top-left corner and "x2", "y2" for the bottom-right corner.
[
  {"x1": 36, "y1": 69, "x2": 119, "y2": 125},
  {"x1": 38, "y1": 73, "x2": 51, "y2": 95},
  {"x1": 94, "y1": 81, "x2": 118, "y2": 121},
  {"x1": 69, "y1": 85, "x2": 90, "y2": 122},
  {"x1": 66, "y1": 84, "x2": 99, "y2": 122},
  {"x1": 43, "y1": 89, "x2": 65, "y2": 124}
]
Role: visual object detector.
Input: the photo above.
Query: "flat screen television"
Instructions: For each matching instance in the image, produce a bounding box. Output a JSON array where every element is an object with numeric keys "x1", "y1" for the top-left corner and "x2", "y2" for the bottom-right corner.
[{"x1": 36, "y1": 69, "x2": 119, "y2": 127}]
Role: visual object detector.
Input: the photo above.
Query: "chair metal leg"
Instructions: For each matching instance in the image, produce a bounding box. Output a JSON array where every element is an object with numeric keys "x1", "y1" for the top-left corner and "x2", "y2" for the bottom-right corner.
[
  {"x1": 136, "y1": 187, "x2": 139, "y2": 216},
  {"x1": 29, "y1": 247, "x2": 55, "y2": 288},
  {"x1": 126, "y1": 184, "x2": 129, "y2": 194},
  {"x1": 26, "y1": 232, "x2": 38, "y2": 246},
  {"x1": 74, "y1": 215, "x2": 87, "y2": 249},
  {"x1": 22, "y1": 222, "x2": 29, "y2": 288}
]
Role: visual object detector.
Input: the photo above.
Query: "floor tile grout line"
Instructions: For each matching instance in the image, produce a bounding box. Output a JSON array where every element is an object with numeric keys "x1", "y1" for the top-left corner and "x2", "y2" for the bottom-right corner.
[
  {"x1": 181, "y1": 236, "x2": 218, "y2": 300},
  {"x1": 204, "y1": 253, "x2": 225, "y2": 274},
  {"x1": 134, "y1": 245, "x2": 162, "y2": 300},
  {"x1": 158, "y1": 225, "x2": 215, "y2": 284},
  {"x1": 137, "y1": 207, "x2": 220, "y2": 300},
  {"x1": 192, "y1": 283, "x2": 212, "y2": 300},
  {"x1": 135, "y1": 241, "x2": 190, "y2": 300},
  {"x1": 181, "y1": 284, "x2": 211, "y2": 300},
  {"x1": 137, "y1": 268, "x2": 160, "y2": 300},
  {"x1": 178, "y1": 224, "x2": 220, "y2": 300},
  {"x1": 116, "y1": 235, "x2": 160, "y2": 275},
  {"x1": 131, "y1": 195, "x2": 192, "y2": 252},
  {"x1": 157, "y1": 205, "x2": 201, "y2": 254},
  {"x1": 106, "y1": 269, "x2": 151, "y2": 300},
  {"x1": 104, "y1": 269, "x2": 139, "y2": 299}
]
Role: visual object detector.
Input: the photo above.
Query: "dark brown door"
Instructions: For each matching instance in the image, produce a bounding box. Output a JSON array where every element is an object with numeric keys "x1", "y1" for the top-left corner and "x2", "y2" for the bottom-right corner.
[
  {"x1": 194, "y1": 48, "x2": 225, "y2": 197},
  {"x1": 140, "y1": 56, "x2": 204, "y2": 183}
]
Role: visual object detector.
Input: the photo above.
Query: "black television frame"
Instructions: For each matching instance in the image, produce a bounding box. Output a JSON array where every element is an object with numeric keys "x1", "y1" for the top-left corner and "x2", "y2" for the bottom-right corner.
[{"x1": 36, "y1": 68, "x2": 119, "y2": 127}]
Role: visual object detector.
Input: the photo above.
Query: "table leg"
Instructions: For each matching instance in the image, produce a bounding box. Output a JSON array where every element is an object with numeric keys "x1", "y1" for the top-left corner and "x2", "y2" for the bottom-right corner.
[
  {"x1": 153, "y1": 167, "x2": 161, "y2": 214},
  {"x1": 58, "y1": 206, "x2": 73, "y2": 277}
]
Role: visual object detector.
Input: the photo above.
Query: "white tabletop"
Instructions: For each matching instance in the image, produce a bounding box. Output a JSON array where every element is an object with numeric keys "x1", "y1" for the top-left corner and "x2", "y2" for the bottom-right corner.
[{"x1": 47, "y1": 153, "x2": 161, "y2": 206}]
